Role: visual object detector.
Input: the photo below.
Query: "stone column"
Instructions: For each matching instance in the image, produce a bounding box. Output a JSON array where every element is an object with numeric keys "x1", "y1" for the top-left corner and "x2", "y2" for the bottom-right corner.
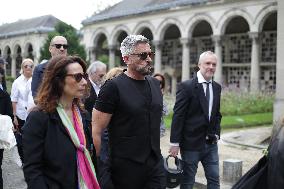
[
  {"x1": 180, "y1": 38, "x2": 190, "y2": 81},
  {"x1": 11, "y1": 54, "x2": 16, "y2": 78},
  {"x1": 274, "y1": 0, "x2": 284, "y2": 121},
  {"x1": 249, "y1": 32, "x2": 260, "y2": 92},
  {"x1": 32, "y1": 52, "x2": 39, "y2": 65},
  {"x1": 212, "y1": 35, "x2": 223, "y2": 85},
  {"x1": 152, "y1": 40, "x2": 162, "y2": 74},
  {"x1": 88, "y1": 46, "x2": 96, "y2": 62},
  {"x1": 108, "y1": 45, "x2": 117, "y2": 69},
  {"x1": 171, "y1": 75, "x2": 177, "y2": 95}
]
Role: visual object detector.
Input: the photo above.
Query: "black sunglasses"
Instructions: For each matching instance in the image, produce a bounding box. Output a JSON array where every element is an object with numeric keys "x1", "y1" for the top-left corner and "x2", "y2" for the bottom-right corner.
[
  {"x1": 24, "y1": 65, "x2": 33, "y2": 69},
  {"x1": 52, "y1": 44, "x2": 68, "y2": 50},
  {"x1": 131, "y1": 52, "x2": 155, "y2": 60},
  {"x1": 66, "y1": 73, "x2": 88, "y2": 82}
]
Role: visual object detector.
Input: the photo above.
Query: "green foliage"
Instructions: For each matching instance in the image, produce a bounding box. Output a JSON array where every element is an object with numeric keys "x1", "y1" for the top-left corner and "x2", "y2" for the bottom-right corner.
[
  {"x1": 97, "y1": 54, "x2": 109, "y2": 65},
  {"x1": 220, "y1": 91, "x2": 274, "y2": 116},
  {"x1": 221, "y1": 112, "x2": 273, "y2": 128},
  {"x1": 163, "y1": 91, "x2": 274, "y2": 129},
  {"x1": 5, "y1": 76, "x2": 15, "y2": 82},
  {"x1": 39, "y1": 22, "x2": 86, "y2": 61}
]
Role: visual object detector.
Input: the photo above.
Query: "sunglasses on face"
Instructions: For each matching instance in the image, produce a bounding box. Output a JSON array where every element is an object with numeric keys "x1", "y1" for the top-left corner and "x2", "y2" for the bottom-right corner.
[
  {"x1": 24, "y1": 65, "x2": 33, "y2": 69},
  {"x1": 131, "y1": 52, "x2": 155, "y2": 60},
  {"x1": 52, "y1": 44, "x2": 68, "y2": 50},
  {"x1": 66, "y1": 73, "x2": 88, "y2": 82}
]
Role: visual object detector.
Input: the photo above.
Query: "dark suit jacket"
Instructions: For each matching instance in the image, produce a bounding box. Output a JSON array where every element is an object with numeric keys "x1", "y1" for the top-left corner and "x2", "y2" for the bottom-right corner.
[
  {"x1": 23, "y1": 109, "x2": 93, "y2": 189},
  {"x1": 31, "y1": 62, "x2": 48, "y2": 98},
  {"x1": 170, "y1": 76, "x2": 222, "y2": 151},
  {"x1": 84, "y1": 85, "x2": 97, "y2": 118},
  {"x1": 0, "y1": 89, "x2": 13, "y2": 118},
  {"x1": 0, "y1": 68, "x2": 6, "y2": 91}
]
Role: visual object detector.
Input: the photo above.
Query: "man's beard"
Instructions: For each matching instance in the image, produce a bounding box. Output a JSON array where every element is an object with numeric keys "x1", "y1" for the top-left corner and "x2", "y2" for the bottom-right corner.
[{"x1": 136, "y1": 64, "x2": 153, "y2": 76}]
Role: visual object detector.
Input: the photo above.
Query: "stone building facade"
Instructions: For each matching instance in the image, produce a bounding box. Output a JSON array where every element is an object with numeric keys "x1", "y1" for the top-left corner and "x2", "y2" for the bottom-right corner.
[
  {"x1": 0, "y1": 15, "x2": 61, "y2": 77},
  {"x1": 81, "y1": 0, "x2": 277, "y2": 95}
]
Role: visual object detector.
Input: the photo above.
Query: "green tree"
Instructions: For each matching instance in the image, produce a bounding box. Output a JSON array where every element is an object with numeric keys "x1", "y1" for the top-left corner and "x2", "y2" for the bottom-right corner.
[{"x1": 40, "y1": 22, "x2": 87, "y2": 61}]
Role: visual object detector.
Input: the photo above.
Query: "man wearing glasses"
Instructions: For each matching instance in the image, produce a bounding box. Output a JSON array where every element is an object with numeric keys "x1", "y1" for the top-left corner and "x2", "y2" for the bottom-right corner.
[
  {"x1": 31, "y1": 35, "x2": 68, "y2": 98},
  {"x1": 92, "y1": 35, "x2": 166, "y2": 188}
]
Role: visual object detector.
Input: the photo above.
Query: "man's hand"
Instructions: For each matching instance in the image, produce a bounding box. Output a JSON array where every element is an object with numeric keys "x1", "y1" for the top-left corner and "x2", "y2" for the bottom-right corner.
[{"x1": 169, "y1": 146, "x2": 180, "y2": 157}]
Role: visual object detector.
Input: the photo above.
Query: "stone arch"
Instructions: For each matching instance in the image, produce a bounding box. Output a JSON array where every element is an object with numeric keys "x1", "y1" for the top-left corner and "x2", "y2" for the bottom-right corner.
[
  {"x1": 255, "y1": 4, "x2": 277, "y2": 32},
  {"x1": 156, "y1": 18, "x2": 184, "y2": 40},
  {"x1": 24, "y1": 42, "x2": 34, "y2": 60},
  {"x1": 3, "y1": 46, "x2": 12, "y2": 75},
  {"x1": 91, "y1": 27, "x2": 109, "y2": 47},
  {"x1": 217, "y1": 8, "x2": 253, "y2": 35},
  {"x1": 110, "y1": 25, "x2": 130, "y2": 45},
  {"x1": 186, "y1": 13, "x2": 216, "y2": 37},
  {"x1": 133, "y1": 21, "x2": 155, "y2": 36}
]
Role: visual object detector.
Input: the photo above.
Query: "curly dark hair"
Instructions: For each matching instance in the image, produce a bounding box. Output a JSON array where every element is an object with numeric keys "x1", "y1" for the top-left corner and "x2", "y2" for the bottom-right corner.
[{"x1": 35, "y1": 55, "x2": 89, "y2": 113}]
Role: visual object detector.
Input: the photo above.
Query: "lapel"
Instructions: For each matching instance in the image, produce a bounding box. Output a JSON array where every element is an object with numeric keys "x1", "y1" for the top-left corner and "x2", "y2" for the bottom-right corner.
[
  {"x1": 90, "y1": 85, "x2": 97, "y2": 99},
  {"x1": 194, "y1": 77, "x2": 209, "y2": 120}
]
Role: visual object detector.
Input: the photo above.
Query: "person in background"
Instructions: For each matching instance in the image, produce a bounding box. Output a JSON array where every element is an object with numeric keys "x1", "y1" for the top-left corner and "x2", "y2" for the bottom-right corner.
[
  {"x1": 84, "y1": 61, "x2": 107, "y2": 118},
  {"x1": 23, "y1": 55, "x2": 100, "y2": 189},
  {"x1": 267, "y1": 117, "x2": 284, "y2": 189},
  {"x1": 0, "y1": 81, "x2": 13, "y2": 189},
  {"x1": 92, "y1": 35, "x2": 166, "y2": 189},
  {"x1": 169, "y1": 51, "x2": 222, "y2": 189},
  {"x1": 10, "y1": 58, "x2": 34, "y2": 164},
  {"x1": 0, "y1": 58, "x2": 7, "y2": 91},
  {"x1": 153, "y1": 73, "x2": 168, "y2": 138},
  {"x1": 31, "y1": 35, "x2": 68, "y2": 98}
]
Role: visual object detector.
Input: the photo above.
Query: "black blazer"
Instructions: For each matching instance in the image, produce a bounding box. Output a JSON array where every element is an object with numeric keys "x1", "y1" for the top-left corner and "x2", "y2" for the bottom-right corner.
[
  {"x1": 23, "y1": 109, "x2": 93, "y2": 189},
  {"x1": 0, "y1": 89, "x2": 13, "y2": 118},
  {"x1": 31, "y1": 62, "x2": 48, "y2": 98},
  {"x1": 170, "y1": 77, "x2": 222, "y2": 151},
  {"x1": 84, "y1": 85, "x2": 97, "y2": 118}
]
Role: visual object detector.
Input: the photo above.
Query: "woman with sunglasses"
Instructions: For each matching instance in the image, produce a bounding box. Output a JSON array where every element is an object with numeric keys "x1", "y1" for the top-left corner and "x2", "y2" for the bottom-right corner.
[
  {"x1": 10, "y1": 58, "x2": 34, "y2": 165},
  {"x1": 23, "y1": 55, "x2": 100, "y2": 189}
]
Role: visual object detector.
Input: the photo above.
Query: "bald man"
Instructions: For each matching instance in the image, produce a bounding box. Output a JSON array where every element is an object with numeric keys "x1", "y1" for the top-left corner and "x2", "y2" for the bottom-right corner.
[{"x1": 31, "y1": 36, "x2": 68, "y2": 98}]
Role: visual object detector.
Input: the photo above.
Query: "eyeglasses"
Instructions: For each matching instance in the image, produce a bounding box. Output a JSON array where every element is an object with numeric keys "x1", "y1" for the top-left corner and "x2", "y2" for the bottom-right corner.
[
  {"x1": 131, "y1": 52, "x2": 155, "y2": 60},
  {"x1": 24, "y1": 65, "x2": 33, "y2": 69},
  {"x1": 66, "y1": 73, "x2": 88, "y2": 82},
  {"x1": 52, "y1": 44, "x2": 68, "y2": 50}
]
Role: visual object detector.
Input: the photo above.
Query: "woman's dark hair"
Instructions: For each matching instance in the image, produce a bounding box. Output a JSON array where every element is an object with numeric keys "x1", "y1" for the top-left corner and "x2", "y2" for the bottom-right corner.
[
  {"x1": 35, "y1": 55, "x2": 89, "y2": 112},
  {"x1": 153, "y1": 73, "x2": 165, "y2": 89}
]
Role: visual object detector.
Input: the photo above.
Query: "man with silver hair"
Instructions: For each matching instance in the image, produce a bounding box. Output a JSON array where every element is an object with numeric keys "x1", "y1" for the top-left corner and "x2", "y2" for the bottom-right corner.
[
  {"x1": 84, "y1": 60, "x2": 106, "y2": 116},
  {"x1": 169, "y1": 51, "x2": 222, "y2": 189},
  {"x1": 92, "y1": 35, "x2": 166, "y2": 188}
]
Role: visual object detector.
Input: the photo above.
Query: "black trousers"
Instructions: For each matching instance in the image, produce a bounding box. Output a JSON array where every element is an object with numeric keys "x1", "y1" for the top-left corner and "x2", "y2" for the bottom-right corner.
[
  {"x1": 15, "y1": 116, "x2": 25, "y2": 163},
  {"x1": 111, "y1": 153, "x2": 166, "y2": 189},
  {"x1": 0, "y1": 149, "x2": 3, "y2": 189}
]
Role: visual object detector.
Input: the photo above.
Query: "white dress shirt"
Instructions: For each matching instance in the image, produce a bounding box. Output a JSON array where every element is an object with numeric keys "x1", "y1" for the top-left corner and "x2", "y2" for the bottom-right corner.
[
  {"x1": 10, "y1": 74, "x2": 30, "y2": 120},
  {"x1": 197, "y1": 71, "x2": 213, "y2": 120},
  {"x1": 89, "y1": 79, "x2": 101, "y2": 96}
]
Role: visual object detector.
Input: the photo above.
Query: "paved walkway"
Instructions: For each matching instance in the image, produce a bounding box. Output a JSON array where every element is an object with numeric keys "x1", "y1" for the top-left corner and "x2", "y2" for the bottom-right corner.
[
  {"x1": 160, "y1": 126, "x2": 272, "y2": 189},
  {"x1": 2, "y1": 126, "x2": 271, "y2": 189}
]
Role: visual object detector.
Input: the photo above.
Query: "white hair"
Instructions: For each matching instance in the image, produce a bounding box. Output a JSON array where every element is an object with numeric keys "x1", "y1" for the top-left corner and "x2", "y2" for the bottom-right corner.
[
  {"x1": 87, "y1": 61, "x2": 106, "y2": 75},
  {"x1": 20, "y1": 58, "x2": 34, "y2": 74},
  {"x1": 120, "y1": 35, "x2": 149, "y2": 57},
  {"x1": 198, "y1": 51, "x2": 217, "y2": 65}
]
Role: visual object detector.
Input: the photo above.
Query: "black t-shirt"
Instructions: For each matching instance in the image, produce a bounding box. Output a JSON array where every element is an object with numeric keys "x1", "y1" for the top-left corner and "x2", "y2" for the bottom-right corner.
[{"x1": 95, "y1": 73, "x2": 151, "y2": 114}]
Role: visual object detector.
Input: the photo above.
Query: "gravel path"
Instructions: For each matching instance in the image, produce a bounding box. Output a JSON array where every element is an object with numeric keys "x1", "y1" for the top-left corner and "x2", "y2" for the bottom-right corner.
[{"x1": 160, "y1": 126, "x2": 271, "y2": 189}]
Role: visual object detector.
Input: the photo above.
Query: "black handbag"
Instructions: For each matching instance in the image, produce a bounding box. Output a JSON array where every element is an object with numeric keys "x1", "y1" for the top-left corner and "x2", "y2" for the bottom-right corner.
[
  {"x1": 164, "y1": 155, "x2": 183, "y2": 188},
  {"x1": 232, "y1": 154, "x2": 268, "y2": 189}
]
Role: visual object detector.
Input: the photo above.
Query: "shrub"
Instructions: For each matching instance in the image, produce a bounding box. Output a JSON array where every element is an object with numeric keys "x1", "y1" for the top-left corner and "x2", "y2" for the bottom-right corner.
[{"x1": 220, "y1": 91, "x2": 274, "y2": 116}]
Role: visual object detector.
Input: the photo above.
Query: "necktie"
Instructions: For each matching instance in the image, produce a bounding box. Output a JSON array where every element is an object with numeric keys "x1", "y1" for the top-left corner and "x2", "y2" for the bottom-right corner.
[{"x1": 205, "y1": 82, "x2": 210, "y2": 104}]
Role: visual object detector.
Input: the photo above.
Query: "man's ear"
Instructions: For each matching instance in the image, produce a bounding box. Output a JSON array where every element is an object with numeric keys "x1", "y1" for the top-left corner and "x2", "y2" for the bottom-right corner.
[{"x1": 123, "y1": 56, "x2": 129, "y2": 63}]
